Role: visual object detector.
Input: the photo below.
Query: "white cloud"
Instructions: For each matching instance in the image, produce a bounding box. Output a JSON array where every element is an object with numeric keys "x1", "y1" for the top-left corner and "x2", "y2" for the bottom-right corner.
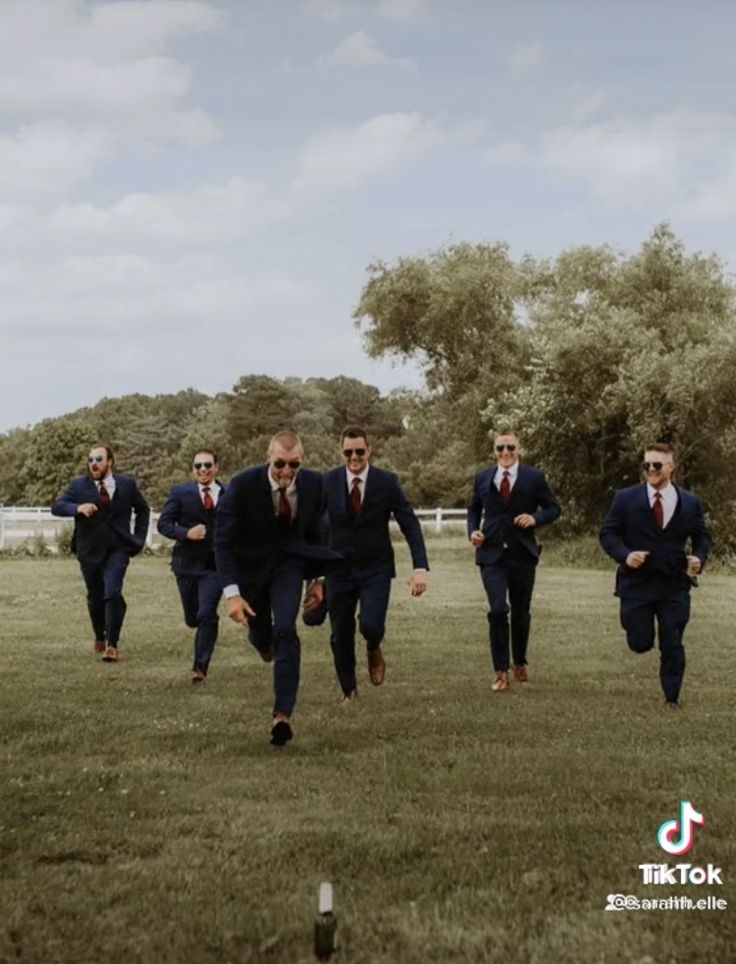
[
  {"x1": 321, "y1": 31, "x2": 414, "y2": 70},
  {"x1": 486, "y1": 140, "x2": 528, "y2": 166},
  {"x1": 0, "y1": 122, "x2": 113, "y2": 203},
  {"x1": 486, "y1": 109, "x2": 736, "y2": 217},
  {"x1": 507, "y1": 41, "x2": 543, "y2": 70},
  {"x1": 0, "y1": 0, "x2": 222, "y2": 67},
  {"x1": 376, "y1": 0, "x2": 426, "y2": 20},
  {"x1": 303, "y1": 0, "x2": 350, "y2": 20},
  {"x1": 291, "y1": 112, "x2": 443, "y2": 195},
  {"x1": 0, "y1": 0, "x2": 220, "y2": 158}
]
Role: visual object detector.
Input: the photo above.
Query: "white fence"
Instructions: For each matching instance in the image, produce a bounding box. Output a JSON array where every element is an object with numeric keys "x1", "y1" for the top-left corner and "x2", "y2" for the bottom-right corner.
[{"x1": 0, "y1": 506, "x2": 468, "y2": 550}]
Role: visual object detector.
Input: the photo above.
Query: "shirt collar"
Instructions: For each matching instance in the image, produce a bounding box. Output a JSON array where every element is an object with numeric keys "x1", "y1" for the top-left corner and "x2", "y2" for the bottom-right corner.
[
  {"x1": 496, "y1": 461, "x2": 519, "y2": 482},
  {"x1": 647, "y1": 481, "x2": 675, "y2": 500},
  {"x1": 346, "y1": 464, "x2": 370, "y2": 487}
]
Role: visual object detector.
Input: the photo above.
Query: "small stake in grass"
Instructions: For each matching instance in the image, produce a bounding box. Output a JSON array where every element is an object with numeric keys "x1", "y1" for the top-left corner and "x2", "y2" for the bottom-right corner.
[{"x1": 314, "y1": 881, "x2": 337, "y2": 961}]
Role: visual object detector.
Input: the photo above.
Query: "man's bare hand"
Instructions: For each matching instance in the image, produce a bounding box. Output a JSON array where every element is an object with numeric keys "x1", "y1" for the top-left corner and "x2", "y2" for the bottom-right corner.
[
  {"x1": 514, "y1": 514, "x2": 536, "y2": 529},
  {"x1": 303, "y1": 581, "x2": 324, "y2": 613},
  {"x1": 470, "y1": 530, "x2": 485, "y2": 547},
  {"x1": 625, "y1": 551, "x2": 650, "y2": 569},
  {"x1": 77, "y1": 503, "x2": 98, "y2": 517},
  {"x1": 227, "y1": 595, "x2": 256, "y2": 626},
  {"x1": 186, "y1": 524, "x2": 207, "y2": 541},
  {"x1": 686, "y1": 555, "x2": 702, "y2": 575},
  {"x1": 408, "y1": 572, "x2": 428, "y2": 597}
]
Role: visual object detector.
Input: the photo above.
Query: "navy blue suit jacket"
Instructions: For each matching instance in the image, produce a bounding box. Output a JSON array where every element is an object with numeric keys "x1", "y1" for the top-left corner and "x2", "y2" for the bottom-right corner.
[
  {"x1": 600, "y1": 484, "x2": 711, "y2": 598},
  {"x1": 467, "y1": 464, "x2": 561, "y2": 565},
  {"x1": 157, "y1": 480, "x2": 225, "y2": 575},
  {"x1": 214, "y1": 465, "x2": 340, "y2": 588},
  {"x1": 322, "y1": 465, "x2": 429, "y2": 577},
  {"x1": 51, "y1": 474, "x2": 150, "y2": 563}
]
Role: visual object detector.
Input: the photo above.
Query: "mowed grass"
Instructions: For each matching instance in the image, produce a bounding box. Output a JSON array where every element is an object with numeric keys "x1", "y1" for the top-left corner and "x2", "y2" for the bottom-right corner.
[{"x1": 1, "y1": 543, "x2": 734, "y2": 964}]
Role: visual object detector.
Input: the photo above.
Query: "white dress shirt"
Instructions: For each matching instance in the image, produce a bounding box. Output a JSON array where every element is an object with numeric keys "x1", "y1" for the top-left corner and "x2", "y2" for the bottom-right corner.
[
  {"x1": 494, "y1": 461, "x2": 519, "y2": 493},
  {"x1": 97, "y1": 473, "x2": 116, "y2": 498},
  {"x1": 198, "y1": 481, "x2": 221, "y2": 507},
  {"x1": 647, "y1": 481, "x2": 677, "y2": 528},
  {"x1": 269, "y1": 473, "x2": 298, "y2": 518},
  {"x1": 346, "y1": 464, "x2": 369, "y2": 504}
]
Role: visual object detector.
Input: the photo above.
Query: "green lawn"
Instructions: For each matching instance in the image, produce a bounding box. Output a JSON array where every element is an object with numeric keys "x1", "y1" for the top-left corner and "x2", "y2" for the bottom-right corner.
[{"x1": 1, "y1": 546, "x2": 734, "y2": 964}]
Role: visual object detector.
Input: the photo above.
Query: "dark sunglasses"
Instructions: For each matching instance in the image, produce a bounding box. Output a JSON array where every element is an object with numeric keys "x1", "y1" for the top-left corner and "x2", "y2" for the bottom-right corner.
[
  {"x1": 642, "y1": 461, "x2": 665, "y2": 471},
  {"x1": 88, "y1": 455, "x2": 105, "y2": 463},
  {"x1": 193, "y1": 461, "x2": 214, "y2": 470},
  {"x1": 495, "y1": 444, "x2": 517, "y2": 453},
  {"x1": 273, "y1": 459, "x2": 301, "y2": 470},
  {"x1": 343, "y1": 448, "x2": 366, "y2": 458}
]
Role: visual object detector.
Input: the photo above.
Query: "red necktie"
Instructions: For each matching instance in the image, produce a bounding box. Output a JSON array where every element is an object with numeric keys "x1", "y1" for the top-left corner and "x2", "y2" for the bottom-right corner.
[
  {"x1": 98, "y1": 480, "x2": 111, "y2": 508},
  {"x1": 652, "y1": 491, "x2": 664, "y2": 528},
  {"x1": 278, "y1": 487, "x2": 292, "y2": 523},
  {"x1": 202, "y1": 486, "x2": 214, "y2": 512},
  {"x1": 350, "y1": 477, "x2": 362, "y2": 515},
  {"x1": 499, "y1": 470, "x2": 511, "y2": 504}
]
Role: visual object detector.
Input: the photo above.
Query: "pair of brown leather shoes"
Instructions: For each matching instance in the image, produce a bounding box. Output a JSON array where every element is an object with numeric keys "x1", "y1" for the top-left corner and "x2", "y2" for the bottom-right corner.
[
  {"x1": 367, "y1": 648, "x2": 385, "y2": 686},
  {"x1": 102, "y1": 646, "x2": 118, "y2": 662}
]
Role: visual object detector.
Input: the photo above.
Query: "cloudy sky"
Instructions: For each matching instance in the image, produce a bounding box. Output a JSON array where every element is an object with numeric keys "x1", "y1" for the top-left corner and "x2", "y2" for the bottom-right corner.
[{"x1": 3, "y1": 0, "x2": 736, "y2": 432}]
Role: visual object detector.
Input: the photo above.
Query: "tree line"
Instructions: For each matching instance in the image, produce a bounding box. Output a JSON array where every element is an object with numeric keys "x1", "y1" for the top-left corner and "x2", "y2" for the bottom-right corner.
[{"x1": 2, "y1": 225, "x2": 734, "y2": 554}]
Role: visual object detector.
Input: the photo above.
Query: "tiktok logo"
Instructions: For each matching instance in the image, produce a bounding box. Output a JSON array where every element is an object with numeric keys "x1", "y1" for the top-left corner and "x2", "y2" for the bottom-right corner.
[{"x1": 657, "y1": 801, "x2": 705, "y2": 856}]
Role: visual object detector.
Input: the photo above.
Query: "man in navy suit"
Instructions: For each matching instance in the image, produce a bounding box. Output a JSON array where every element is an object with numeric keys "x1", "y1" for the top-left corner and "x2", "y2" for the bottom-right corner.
[
  {"x1": 215, "y1": 431, "x2": 340, "y2": 746},
  {"x1": 157, "y1": 449, "x2": 225, "y2": 683},
  {"x1": 600, "y1": 442, "x2": 711, "y2": 709},
  {"x1": 309, "y1": 426, "x2": 429, "y2": 701},
  {"x1": 51, "y1": 443, "x2": 150, "y2": 662},
  {"x1": 467, "y1": 430, "x2": 561, "y2": 691}
]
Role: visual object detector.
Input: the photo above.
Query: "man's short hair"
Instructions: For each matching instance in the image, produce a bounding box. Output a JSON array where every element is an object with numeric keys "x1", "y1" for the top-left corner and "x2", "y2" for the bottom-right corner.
[
  {"x1": 341, "y1": 425, "x2": 370, "y2": 445},
  {"x1": 644, "y1": 441, "x2": 675, "y2": 459},
  {"x1": 268, "y1": 431, "x2": 303, "y2": 455},
  {"x1": 193, "y1": 448, "x2": 218, "y2": 463},
  {"x1": 493, "y1": 428, "x2": 519, "y2": 442},
  {"x1": 90, "y1": 442, "x2": 114, "y2": 463}
]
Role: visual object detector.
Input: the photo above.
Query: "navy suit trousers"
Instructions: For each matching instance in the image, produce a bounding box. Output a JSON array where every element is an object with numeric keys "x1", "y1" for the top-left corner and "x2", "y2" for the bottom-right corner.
[
  {"x1": 620, "y1": 591, "x2": 691, "y2": 703},
  {"x1": 175, "y1": 570, "x2": 222, "y2": 674},
  {"x1": 480, "y1": 549, "x2": 537, "y2": 671},
  {"x1": 78, "y1": 548, "x2": 130, "y2": 647},
  {"x1": 239, "y1": 557, "x2": 305, "y2": 717},
  {"x1": 327, "y1": 570, "x2": 392, "y2": 695}
]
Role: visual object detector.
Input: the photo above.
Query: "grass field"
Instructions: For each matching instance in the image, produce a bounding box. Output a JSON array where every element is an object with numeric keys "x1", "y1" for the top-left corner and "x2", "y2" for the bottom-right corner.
[{"x1": 1, "y1": 543, "x2": 735, "y2": 964}]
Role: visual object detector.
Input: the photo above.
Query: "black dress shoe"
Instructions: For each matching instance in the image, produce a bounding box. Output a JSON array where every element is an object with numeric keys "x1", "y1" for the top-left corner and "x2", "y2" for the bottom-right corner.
[{"x1": 270, "y1": 720, "x2": 293, "y2": 746}]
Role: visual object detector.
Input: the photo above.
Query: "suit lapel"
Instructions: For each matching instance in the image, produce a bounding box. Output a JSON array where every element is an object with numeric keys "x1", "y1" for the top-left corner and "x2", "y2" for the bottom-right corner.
[{"x1": 357, "y1": 468, "x2": 376, "y2": 519}]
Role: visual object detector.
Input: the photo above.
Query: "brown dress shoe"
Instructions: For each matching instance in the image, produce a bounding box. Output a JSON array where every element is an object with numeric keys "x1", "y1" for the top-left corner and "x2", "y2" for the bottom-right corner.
[
  {"x1": 93, "y1": 640, "x2": 105, "y2": 654},
  {"x1": 491, "y1": 670, "x2": 509, "y2": 692},
  {"x1": 102, "y1": 646, "x2": 118, "y2": 662},
  {"x1": 513, "y1": 665, "x2": 528, "y2": 683},
  {"x1": 367, "y1": 648, "x2": 385, "y2": 686},
  {"x1": 192, "y1": 668, "x2": 206, "y2": 684}
]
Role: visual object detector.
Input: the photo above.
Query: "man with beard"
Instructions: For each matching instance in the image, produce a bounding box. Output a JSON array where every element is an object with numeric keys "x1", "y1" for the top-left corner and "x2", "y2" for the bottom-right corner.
[
  {"x1": 215, "y1": 431, "x2": 340, "y2": 745},
  {"x1": 52, "y1": 443, "x2": 150, "y2": 661}
]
